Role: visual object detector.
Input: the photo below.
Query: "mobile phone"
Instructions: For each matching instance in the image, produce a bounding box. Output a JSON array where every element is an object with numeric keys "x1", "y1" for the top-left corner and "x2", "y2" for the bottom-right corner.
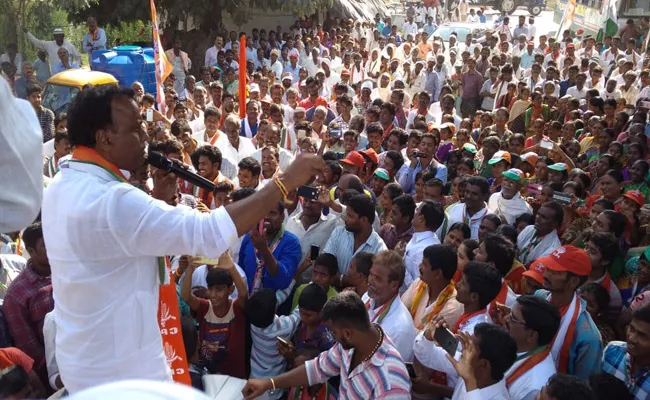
[
  {"x1": 146, "y1": 108, "x2": 154, "y2": 122},
  {"x1": 276, "y1": 336, "x2": 289, "y2": 346},
  {"x1": 193, "y1": 255, "x2": 221, "y2": 266},
  {"x1": 257, "y1": 220, "x2": 265, "y2": 236},
  {"x1": 297, "y1": 185, "x2": 319, "y2": 201},
  {"x1": 297, "y1": 129, "x2": 307, "y2": 140},
  {"x1": 527, "y1": 183, "x2": 543, "y2": 196},
  {"x1": 310, "y1": 244, "x2": 320, "y2": 261},
  {"x1": 329, "y1": 129, "x2": 342, "y2": 138},
  {"x1": 433, "y1": 327, "x2": 459, "y2": 356},
  {"x1": 540, "y1": 140, "x2": 553, "y2": 150},
  {"x1": 551, "y1": 191, "x2": 573, "y2": 206},
  {"x1": 405, "y1": 362, "x2": 416, "y2": 378}
]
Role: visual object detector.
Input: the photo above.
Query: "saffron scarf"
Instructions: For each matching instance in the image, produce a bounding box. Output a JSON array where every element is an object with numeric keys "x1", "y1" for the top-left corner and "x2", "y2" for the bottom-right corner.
[
  {"x1": 89, "y1": 28, "x2": 99, "y2": 41},
  {"x1": 409, "y1": 282, "x2": 455, "y2": 330},
  {"x1": 70, "y1": 146, "x2": 191, "y2": 384}
]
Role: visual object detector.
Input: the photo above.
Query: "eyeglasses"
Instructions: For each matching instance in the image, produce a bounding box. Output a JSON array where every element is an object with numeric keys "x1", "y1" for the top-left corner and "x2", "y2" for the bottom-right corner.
[{"x1": 508, "y1": 311, "x2": 527, "y2": 327}]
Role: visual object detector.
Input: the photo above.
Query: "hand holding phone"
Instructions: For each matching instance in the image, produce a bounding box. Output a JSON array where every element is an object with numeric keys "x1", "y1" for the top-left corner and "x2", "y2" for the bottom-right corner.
[
  {"x1": 310, "y1": 244, "x2": 320, "y2": 261},
  {"x1": 540, "y1": 140, "x2": 553, "y2": 150},
  {"x1": 433, "y1": 327, "x2": 459, "y2": 356},
  {"x1": 146, "y1": 108, "x2": 154, "y2": 122},
  {"x1": 297, "y1": 185, "x2": 319, "y2": 201}
]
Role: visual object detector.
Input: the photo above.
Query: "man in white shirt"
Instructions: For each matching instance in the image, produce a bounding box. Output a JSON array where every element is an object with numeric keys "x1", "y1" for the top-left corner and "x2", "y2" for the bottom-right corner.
[
  {"x1": 445, "y1": 176, "x2": 492, "y2": 240},
  {"x1": 267, "y1": 49, "x2": 284, "y2": 81},
  {"x1": 25, "y1": 27, "x2": 81, "y2": 71},
  {"x1": 362, "y1": 250, "x2": 416, "y2": 362},
  {"x1": 284, "y1": 197, "x2": 338, "y2": 283},
  {"x1": 487, "y1": 168, "x2": 532, "y2": 225},
  {"x1": 205, "y1": 36, "x2": 224, "y2": 67},
  {"x1": 412, "y1": 262, "x2": 503, "y2": 398},
  {"x1": 402, "y1": 200, "x2": 443, "y2": 290},
  {"x1": 0, "y1": 78, "x2": 43, "y2": 234},
  {"x1": 251, "y1": 122, "x2": 295, "y2": 172},
  {"x1": 505, "y1": 295, "x2": 559, "y2": 400},
  {"x1": 449, "y1": 323, "x2": 518, "y2": 400},
  {"x1": 527, "y1": 17, "x2": 536, "y2": 40},
  {"x1": 517, "y1": 202, "x2": 563, "y2": 267},
  {"x1": 40, "y1": 85, "x2": 324, "y2": 393},
  {"x1": 215, "y1": 114, "x2": 256, "y2": 180},
  {"x1": 403, "y1": 16, "x2": 418, "y2": 39},
  {"x1": 566, "y1": 72, "x2": 588, "y2": 100}
]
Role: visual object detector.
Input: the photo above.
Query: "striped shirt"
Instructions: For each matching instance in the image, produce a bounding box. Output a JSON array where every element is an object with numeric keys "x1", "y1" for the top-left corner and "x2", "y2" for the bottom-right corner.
[
  {"x1": 305, "y1": 325, "x2": 411, "y2": 400},
  {"x1": 323, "y1": 226, "x2": 388, "y2": 276},
  {"x1": 249, "y1": 282, "x2": 298, "y2": 400}
]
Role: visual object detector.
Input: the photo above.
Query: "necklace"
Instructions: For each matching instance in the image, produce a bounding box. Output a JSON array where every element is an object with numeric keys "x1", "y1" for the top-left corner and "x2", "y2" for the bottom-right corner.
[{"x1": 360, "y1": 326, "x2": 384, "y2": 364}]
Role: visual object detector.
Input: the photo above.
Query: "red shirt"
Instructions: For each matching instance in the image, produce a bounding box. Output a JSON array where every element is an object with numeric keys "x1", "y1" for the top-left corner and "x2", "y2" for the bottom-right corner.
[
  {"x1": 299, "y1": 96, "x2": 328, "y2": 110},
  {"x1": 197, "y1": 298, "x2": 247, "y2": 378}
]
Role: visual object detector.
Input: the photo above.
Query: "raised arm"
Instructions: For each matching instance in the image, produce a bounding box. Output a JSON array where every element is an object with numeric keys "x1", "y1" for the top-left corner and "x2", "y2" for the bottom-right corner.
[
  {"x1": 180, "y1": 260, "x2": 201, "y2": 311},
  {"x1": 25, "y1": 31, "x2": 46, "y2": 50}
]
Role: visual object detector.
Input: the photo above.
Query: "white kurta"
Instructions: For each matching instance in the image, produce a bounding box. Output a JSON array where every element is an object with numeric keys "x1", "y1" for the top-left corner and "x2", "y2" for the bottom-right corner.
[
  {"x1": 41, "y1": 160, "x2": 238, "y2": 393},
  {"x1": 362, "y1": 293, "x2": 417, "y2": 362}
]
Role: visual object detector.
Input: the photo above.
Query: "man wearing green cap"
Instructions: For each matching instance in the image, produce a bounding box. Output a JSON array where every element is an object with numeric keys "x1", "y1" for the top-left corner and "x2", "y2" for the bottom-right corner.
[{"x1": 488, "y1": 168, "x2": 532, "y2": 225}]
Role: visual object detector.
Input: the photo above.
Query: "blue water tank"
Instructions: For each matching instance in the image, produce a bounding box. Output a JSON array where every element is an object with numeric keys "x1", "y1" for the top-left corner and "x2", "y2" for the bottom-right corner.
[{"x1": 91, "y1": 46, "x2": 157, "y2": 94}]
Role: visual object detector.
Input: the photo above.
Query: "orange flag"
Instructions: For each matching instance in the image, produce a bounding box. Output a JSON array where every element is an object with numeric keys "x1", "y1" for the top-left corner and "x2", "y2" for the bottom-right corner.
[
  {"x1": 239, "y1": 35, "x2": 247, "y2": 118},
  {"x1": 158, "y1": 257, "x2": 191, "y2": 385},
  {"x1": 150, "y1": 0, "x2": 173, "y2": 114}
]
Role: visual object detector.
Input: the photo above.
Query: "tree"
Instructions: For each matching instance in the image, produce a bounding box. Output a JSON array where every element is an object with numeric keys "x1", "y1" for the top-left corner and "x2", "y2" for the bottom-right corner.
[
  {"x1": 62, "y1": 0, "x2": 332, "y2": 38},
  {"x1": 60, "y1": 0, "x2": 331, "y2": 74}
]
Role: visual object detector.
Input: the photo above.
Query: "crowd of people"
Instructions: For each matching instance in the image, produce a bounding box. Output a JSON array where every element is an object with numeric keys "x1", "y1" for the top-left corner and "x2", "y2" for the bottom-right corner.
[{"x1": 3, "y1": 4, "x2": 650, "y2": 400}]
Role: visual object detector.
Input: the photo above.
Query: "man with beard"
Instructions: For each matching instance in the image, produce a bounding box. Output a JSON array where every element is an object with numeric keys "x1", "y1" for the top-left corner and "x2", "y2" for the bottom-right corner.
[
  {"x1": 323, "y1": 193, "x2": 387, "y2": 277},
  {"x1": 536, "y1": 246, "x2": 602, "y2": 380},
  {"x1": 241, "y1": 292, "x2": 410, "y2": 399},
  {"x1": 190, "y1": 145, "x2": 232, "y2": 209},
  {"x1": 362, "y1": 250, "x2": 416, "y2": 362},
  {"x1": 487, "y1": 168, "x2": 532, "y2": 225},
  {"x1": 239, "y1": 200, "x2": 302, "y2": 292},
  {"x1": 217, "y1": 114, "x2": 256, "y2": 180}
]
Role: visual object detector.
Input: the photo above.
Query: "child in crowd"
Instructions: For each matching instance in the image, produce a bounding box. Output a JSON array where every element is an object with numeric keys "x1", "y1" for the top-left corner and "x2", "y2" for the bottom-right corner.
[
  {"x1": 291, "y1": 253, "x2": 339, "y2": 310},
  {"x1": 180, "y1": 255, "x2": 248, "y2": 377},
  {"x1": 181, "y1": 316, "x2": 207, "y2": 391}
]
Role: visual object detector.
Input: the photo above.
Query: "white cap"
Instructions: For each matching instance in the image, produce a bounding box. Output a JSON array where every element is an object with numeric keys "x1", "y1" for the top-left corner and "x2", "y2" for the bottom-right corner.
[
  {"x1": 361, "y1": 81, "x2": 373, "y2": 91},
  {"x1": 249, "y1": 83, "x2": 260, "y2": 93},
  {"x1": 53, "y1": 28, "x2": 64, "y2": 35}
]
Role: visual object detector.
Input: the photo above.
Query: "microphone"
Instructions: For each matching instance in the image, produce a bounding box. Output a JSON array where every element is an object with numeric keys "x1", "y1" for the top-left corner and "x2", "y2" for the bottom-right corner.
[{"x1": 147, "y1": 152, "x2": 216, "y2": 192}]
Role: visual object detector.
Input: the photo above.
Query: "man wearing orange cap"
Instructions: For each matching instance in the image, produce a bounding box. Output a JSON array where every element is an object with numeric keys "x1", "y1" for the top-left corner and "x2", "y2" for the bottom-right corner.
[{"x1": 536, "y1": 245, "x2": 602, "y2": 380}]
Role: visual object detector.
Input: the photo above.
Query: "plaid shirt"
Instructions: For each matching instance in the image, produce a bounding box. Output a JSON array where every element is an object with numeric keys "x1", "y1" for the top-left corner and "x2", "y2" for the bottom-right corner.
[
  {"x1": 2, "y1": 261, "x2": 54, "y2": 369},
  {"x1": 602, "y1": 341, "x2": 650, "y2": 399},
  {"x1": 36, "y1": 106, "x2": 55, "y2": 143},
  {"x1": 305, "y1": 326, "x2": 411, "y2": 399}
]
